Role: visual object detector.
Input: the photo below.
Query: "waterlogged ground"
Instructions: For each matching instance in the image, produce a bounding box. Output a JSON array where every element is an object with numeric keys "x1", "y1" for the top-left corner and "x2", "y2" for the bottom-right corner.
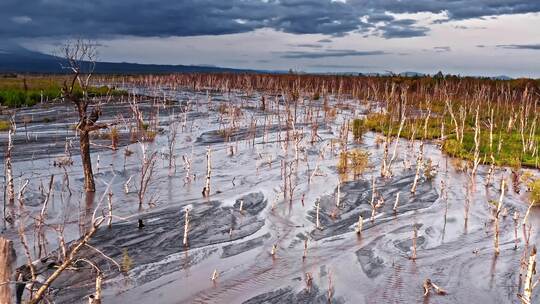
[{"x1": 1, "y1": 85, "x2": 540, "y2": 304}]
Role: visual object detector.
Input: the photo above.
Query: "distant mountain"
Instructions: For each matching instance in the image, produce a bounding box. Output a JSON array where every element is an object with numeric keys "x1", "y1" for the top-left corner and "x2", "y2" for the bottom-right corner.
[
  {"x1": 0, "y1": 43, "x2": 257, "y2": 74},
  {"x1": 399, "y1": 71, "x2": 425, "y2": 77},
  {"x1": 490, "y1": 75, "x2": 513, "y2": 80}
]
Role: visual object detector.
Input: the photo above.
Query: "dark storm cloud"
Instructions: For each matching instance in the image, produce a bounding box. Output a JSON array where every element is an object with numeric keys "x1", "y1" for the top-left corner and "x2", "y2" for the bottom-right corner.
[
  {"x1": 496, "y1": 44, "x2": 540, "y2": 50},
  {"x1": 360, "y1": 0, "x2": 540, "y2": 21},
  {"x1": 367, "y1": 13, "x2": 395, "y2": 23},
  {"x1": 377, "y1": 19, "x2": 430, "y2": 38},
  {"x1": 2, "y1": 0, "x2": 540, "y2": 39},
  {"x1": 279, "y1": 49, "x2": 387, "y2": 59}
]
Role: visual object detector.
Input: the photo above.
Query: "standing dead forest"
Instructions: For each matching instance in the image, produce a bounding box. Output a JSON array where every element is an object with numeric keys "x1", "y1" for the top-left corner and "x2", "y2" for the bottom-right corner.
[{"x1": 1, "y1": 70, "x2": 540, "y2": 303}]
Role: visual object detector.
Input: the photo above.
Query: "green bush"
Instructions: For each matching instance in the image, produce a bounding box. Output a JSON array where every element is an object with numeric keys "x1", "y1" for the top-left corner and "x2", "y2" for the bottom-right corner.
[
  {"x1": 0, "y1": 120, "x2": 11, "y2": 132},
  {"x1": 352, "y1": 118, "x2": 366, "y2": 141},
  {"x1": 442, "y1": 139, "x2": 463, "y2": 157},
  {"x1": 0, "y1": 86, "x2": 125, "y2": 108},
  {"x1": 0, "y1": 89, "x2": 60, "y2": 107},
  {"x1": 0, "y1": 90, "x2": 26, "y2": 107}
]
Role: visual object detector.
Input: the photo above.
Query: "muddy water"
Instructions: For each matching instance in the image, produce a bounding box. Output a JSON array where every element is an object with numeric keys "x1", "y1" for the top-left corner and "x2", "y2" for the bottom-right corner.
[{"x1": 1, "y1": 86, "x2": 539, "y2": 304}]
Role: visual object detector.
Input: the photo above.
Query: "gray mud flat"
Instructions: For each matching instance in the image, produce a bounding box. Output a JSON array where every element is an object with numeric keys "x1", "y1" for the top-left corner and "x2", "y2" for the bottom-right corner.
[
  {"x1": 243, "y1": 285, "x2": 344, "y2": 304},
  {"x1": 0, "y1": 99, "x2": 186, "y2": 162},
  {"x1": 22, "y1": 193, "x2": 267, "y2": 303},
  {"x1": 3, "y1": 86, "x2": 540, "y2": 304},
  {"x1": 308, "y1": 172, "x2": 438, "y2": 240}
]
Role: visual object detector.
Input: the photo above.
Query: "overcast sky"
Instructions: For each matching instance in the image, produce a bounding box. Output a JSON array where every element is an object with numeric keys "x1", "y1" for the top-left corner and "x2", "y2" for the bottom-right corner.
[{"x1": 2, "y1": 0, "x2": 540, "y2": 77}]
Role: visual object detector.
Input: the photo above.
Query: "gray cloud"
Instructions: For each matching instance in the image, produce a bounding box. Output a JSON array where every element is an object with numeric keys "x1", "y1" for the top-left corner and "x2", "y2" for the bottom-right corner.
[
  {"x1": 496, "y1": 44, "x2": 540, "y2": 50},
  {"x1": 434, "y1": 46, "x2": 451, "y2": 52},
  {"x1": 453, "y1": 25, "x2": 487, "y2": 30},
  {"x1": 288, "y1": 43, "x2": 324, "y2": 48},
  {"x1": 367, "y1": 13, "x2": 395, "y2": 23},
  {"x1": 279, "y1": 49, "x2": 387, "y2": 59},
  {"x1": 1, "y1": 0, "x2": 540, "y2": 40},
  {"x1": 308, "y1": 63, "x2": 375, "y2": 69},
  {"x1": 377, "y1": 19, "x2": 430, "y2": 38}
]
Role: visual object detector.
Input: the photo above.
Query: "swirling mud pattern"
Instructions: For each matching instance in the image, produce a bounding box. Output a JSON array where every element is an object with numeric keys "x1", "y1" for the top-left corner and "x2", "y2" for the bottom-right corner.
[{"x1": 1, "y1": 83, "x2": 539, "y2": 304}]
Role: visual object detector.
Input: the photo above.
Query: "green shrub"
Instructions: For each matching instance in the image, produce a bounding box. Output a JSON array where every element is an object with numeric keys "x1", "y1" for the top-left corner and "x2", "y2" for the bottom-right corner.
[
  {"x1": 352, "y1": 118, "x2": 365, "y2": 141},
  {"x1": 0, "y1": 120, "x2": 11, "y2": 132},
  {"x1": 442, "y1": 139, "x2": 463, "y2": 157},
  {"x1": 0, "y1": 90, "x2": 26, "y2": 107}
]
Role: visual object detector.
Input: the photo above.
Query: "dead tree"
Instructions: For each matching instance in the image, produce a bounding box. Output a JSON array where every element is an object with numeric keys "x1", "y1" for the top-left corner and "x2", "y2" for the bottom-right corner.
[
  {"x1": 302, "y1": 239, "x2": 308, "y2": 260},
  {"x1": 519, "y1": 246, "x2": 537, "y2": 303},
  {"x1": 355, "y1": 215, "x2": 363, "y2": 235},
  {"x1": 494, "y1": 179, "x2": 505, "y2": 255},
  {"x1": 315, "y1": 200, "x2": 321, "y2": 229},
  {"x1": 138, "y1": 143, "x2": 157, "y2": 209},
  {"x1": 167, "y1": 118, "x2": 179, "y2": 176},
  {"x1": 471, "y1": 106, "x2": 481, "y2": 176},
  {"x1": 423, "y1": 278, "x2": 447, "y2": 296},
  {"x1": 88, "y1": 272, "x2": 103, "y2": 304},
  {"x1": 5, "y1": 119, "x2": 15, "y2": 203},
  {"x1": 28, "y1": 217, "x2": 105, "y2": 304},
  {"x1": 59, "y1": 39, "x2": 112, "y2": 192},
  {"x1": 211, "y1": 269, "x2": 219, "y2": 282},
  {"x1": 393, "y1": 192, "x2": 400, "y2": 214},
  {"x1": 410, "y1": 142, "x2": 424, "y2": 194},
  {"x1": 385, "y1": 113, "x2": 406, "y2": 177},
  {"x1": 335, "y1": 178, "x2": 341, "y2": 208},
  {"x1": 0, "y1": 237, "x2": 14, "y2": 304},
  {"x1": 182, "y1": 207, "x2": 190, "y2": 247},
  {"x1": 202, "y1": 147, "x2": 212, "y2": 197},
  {"x1": 4, "y1": 118, "x2": 16, "y2": 223},
  {"x1": 411, "y1": 225, "x2": 418, "y2": 261},
  {"x1": 107, "y1": 191, "x2": 113, "y2": 228}
]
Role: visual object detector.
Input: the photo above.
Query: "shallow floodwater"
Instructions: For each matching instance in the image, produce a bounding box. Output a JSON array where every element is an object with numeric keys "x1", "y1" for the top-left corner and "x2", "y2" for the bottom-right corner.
[{"x1": 1, "y1": 85, "x2": 539, "y2": 304}]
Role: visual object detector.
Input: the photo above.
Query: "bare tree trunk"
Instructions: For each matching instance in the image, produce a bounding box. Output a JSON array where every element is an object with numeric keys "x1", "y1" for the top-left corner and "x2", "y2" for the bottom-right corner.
[
  {"x1": 183, "y1": 208, "x2": 190, "y2": 247},
  {"x1": 203, "y1": 147, "x2": 211, "y2": 197},
  {"x1": 494, "y1": 179, "x2": 505, "y2": 255},
  {"x1": 315, "y1": 200, "x2": 321, "y2": 229},
  {"x1": 89, "y1": 273, "x2": 103, "y2": 304},
  {"x1": 411, "y1": 142, "x2": 424, "y2": 194},
  {"x1": 411, "y1": 225, "x2": 418, "y2": 261},
  {"x1": 80, "y1": 130, "x2": 96, "y2": 192},
  {"x1": 0, "y1": 237, "x2": 14, "y2": 304},
  {"x1": 521, "y1": 246, "x2": 537, "y2": 303}
]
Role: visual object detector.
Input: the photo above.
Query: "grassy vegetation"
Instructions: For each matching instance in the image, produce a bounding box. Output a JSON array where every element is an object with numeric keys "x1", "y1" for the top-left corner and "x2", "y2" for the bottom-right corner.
[
  {"x1": 528, "y1": 179, "x2": 540, "y2": 205},
  {"x1": 114, "y1": 73, "x2": 539, "y2": 168},
  {"x1": 442, "y1": 133, "x2": 539, "y2": 167},
  {"x1": 363, "y1": 111, "x2": 539, "y2": 167},
  {"x1": 0, "y1": 75, "x2": 126, "y2": 107},
  {"x1": 351, "y1": 118, "x2": 366, "y2": 141},
  {"x1": 364, "y1": 113, "x2": 444, "y2": 140},
  {"x1": 0, "y1": 120, "x2": 10, "y2": 131},
  {"x1": 337, "y1": 148, "x2": 370, "y2": 180}
]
